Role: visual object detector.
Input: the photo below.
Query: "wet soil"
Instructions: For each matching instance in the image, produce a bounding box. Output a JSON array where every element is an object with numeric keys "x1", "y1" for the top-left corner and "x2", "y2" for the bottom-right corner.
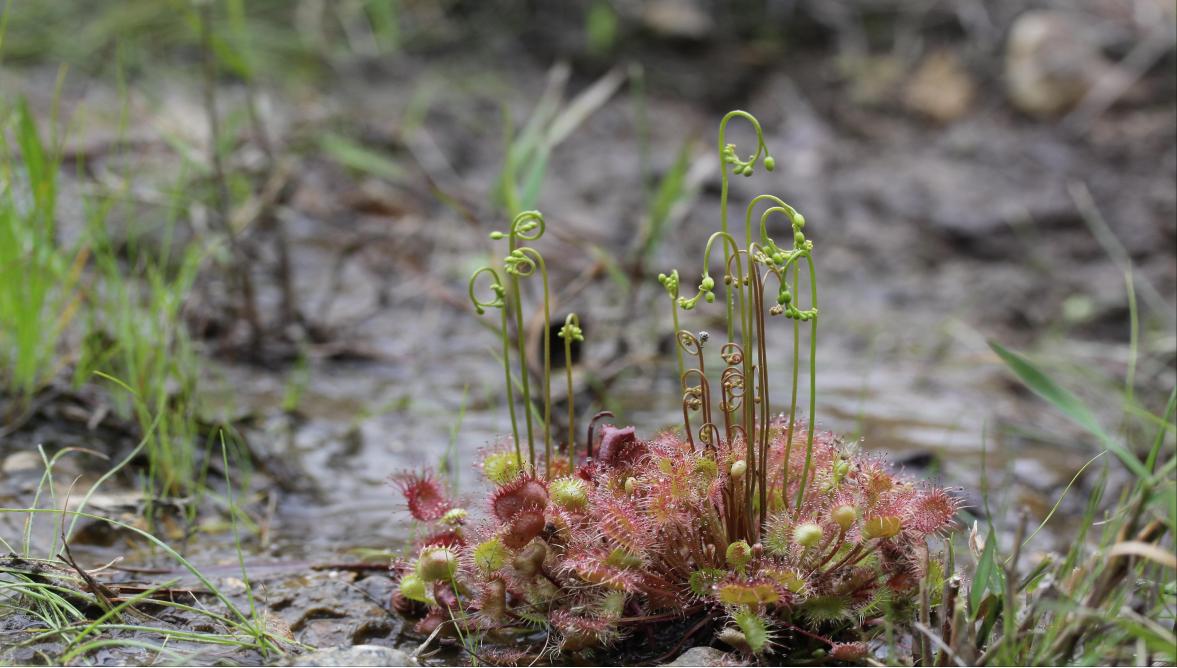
[{"x1": 1, "y1": 5, "x2": 1175, "y2": 663}]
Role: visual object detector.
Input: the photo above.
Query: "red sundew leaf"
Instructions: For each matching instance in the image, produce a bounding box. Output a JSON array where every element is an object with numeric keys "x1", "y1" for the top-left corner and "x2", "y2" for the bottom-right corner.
[
  {"x1": 831, "y1": 642, "x2": 869, "y2": 661},
  {"x1": 391, "y1": 470, "x2": 453, "y2": 522},
  {"x1": 491, "y1": 475, "x2": 548, "y2": 522},
  {"x1": 905, "y1": 488, "x2": 961, "y2": 536},
  {"x1": 597, "y1": 425, "x2": 643, "y2": 467},
  {"x1": 423, "y1": 529, "x2": 465, "y2": 548},
  {"x1": 503, "y1": 510, "x2": 546, "y2": 549},
  {"x1": 592, "y1": 490, "x2": 654, "y2": 554}
]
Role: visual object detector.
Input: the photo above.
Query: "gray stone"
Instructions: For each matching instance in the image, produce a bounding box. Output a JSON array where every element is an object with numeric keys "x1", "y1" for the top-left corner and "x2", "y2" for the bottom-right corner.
[
  {"x1": 287, "y1": 645, "x2": 416, "y2": 667},
  {"x1": 2, "y1": 451, "x2": 41, "y2": 474},
  {"x1": 662, "y1": 645, "x2": 730, "y2": 666}
]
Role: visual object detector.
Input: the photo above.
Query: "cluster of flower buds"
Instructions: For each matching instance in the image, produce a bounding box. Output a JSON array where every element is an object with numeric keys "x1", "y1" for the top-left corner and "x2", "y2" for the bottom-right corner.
[{"x1": 722, "y1": 142, "x2": 776, "y2": 176}]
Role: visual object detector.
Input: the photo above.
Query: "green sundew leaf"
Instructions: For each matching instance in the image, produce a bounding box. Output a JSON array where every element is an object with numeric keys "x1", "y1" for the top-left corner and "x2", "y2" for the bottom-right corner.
[
  {"x1": 320, "y1": 133, "x2": 408, "y2": 183},
  {"x1": 734, "y1": 609, "x2": 771, "y2": 654},
  {"x1": 988, "y1": 341, "x2": 1149, "y2": 479},
  {"x1": 798, "y1": 594, "x2": 854, "y2": 625},
  {"x1": 688, "y1": 568, "x2": 725, "y2": 598},
  {"x1": 970, "y1": 527, "x2": 997, "y2": 615},
  {"x1": 513, "y1": 610, "x2": 548, "y2": 629}
]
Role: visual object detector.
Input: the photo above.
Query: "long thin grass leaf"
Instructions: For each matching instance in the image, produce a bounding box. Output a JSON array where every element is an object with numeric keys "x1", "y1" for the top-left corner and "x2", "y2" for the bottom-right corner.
[
  {"x1": 970, "y1": 527, "x2": 997, "y2": 614},
  {"x1": 988, "y1": 340, "x2": 1149, "y2": 478}
]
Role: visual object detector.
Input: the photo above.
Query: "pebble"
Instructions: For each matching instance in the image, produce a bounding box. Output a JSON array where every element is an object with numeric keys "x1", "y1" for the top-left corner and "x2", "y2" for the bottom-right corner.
[
  {"x1": 1005, "y1": 10, "x2": 1115, "y2": 117},
  {"x1": 661, "y1": 645, "x2": 731, "y2": 666},
  {"x1": 286, "y1": 645, "x2": 416, "y2": 667},
  {"x1": 2, "y1": 451, "x2": 41, "y2": 474}
]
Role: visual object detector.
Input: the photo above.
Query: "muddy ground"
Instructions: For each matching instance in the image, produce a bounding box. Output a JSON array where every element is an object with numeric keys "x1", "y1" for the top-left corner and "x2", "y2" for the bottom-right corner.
[{"x1": 1, "y1": 1, "x2": 1175, "y2": 664}]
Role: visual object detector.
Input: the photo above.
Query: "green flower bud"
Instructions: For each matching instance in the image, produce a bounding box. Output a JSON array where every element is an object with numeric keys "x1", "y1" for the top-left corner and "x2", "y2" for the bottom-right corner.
[
  {"x1": 490, "y1": 231, "x2": 504, "y2": 240},
  {"x1": 730, "y1": 460, "x2": 747, "y2": 479},
  {"x1": 550, "y1": 476, "x2": 588, "y2": 509},
  {"x1": 624, "y1": 477, "x2": 638, "y2": 495},
  {"x1": 793, "y1": 213, "x2": 806, "y2": 228},
  {"x1": 700, "y1": 275, "x2": 715, "y2": 291},
  {"x1": 794, "y1": 230, "x2": 805, "y2": 245},
  {"x1": 704, "y1": 292, "x2": 715, "y2": 303},
  {"x1": 832, "y1": 505, "x2": 857, "y2": 531},
  {"x1": 793, "y1": 522, "x2": 824, "y2": 548},
  {"x1": 763, "y1": 156, "x2": 775, "y2": 172},
  {"x1": 834, "y1": 460, "x2": 850, "y2": 481},
  {"x1": 726, "y1": 540, "x2": 753, "y2": 569}
]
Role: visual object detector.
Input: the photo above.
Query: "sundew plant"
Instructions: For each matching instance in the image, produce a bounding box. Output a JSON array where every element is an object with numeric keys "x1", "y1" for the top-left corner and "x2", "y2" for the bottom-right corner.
[{"x1": 391, "y1": 111, "x2": 959, "y2": 663}]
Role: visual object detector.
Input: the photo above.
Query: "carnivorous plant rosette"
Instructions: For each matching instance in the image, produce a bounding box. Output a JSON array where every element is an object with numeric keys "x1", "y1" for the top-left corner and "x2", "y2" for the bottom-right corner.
[{"x1": 390, "y1": 111, "x2": 960, "y2": 664}]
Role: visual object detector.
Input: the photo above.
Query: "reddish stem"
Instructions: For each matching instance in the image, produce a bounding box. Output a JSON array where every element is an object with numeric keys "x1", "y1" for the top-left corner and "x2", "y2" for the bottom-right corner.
[
  {"x1": 617, "y1": 605, "x2": 704, "y2": 624},
  {"x1": 585, "y1": 410, "x2": 614, "y2": 461},
  {"x1": 779, "y1": 620, "x2": 835, "y2": 647}
]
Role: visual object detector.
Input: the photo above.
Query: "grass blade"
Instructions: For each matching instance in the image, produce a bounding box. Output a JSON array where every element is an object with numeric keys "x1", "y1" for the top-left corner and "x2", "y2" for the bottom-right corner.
[
  {"x1": 970, "y1": 526, "x2": 997, "y2": 614},
  {"x1": 988, "y1": 340, "x2": 1149, "y2": 479}
]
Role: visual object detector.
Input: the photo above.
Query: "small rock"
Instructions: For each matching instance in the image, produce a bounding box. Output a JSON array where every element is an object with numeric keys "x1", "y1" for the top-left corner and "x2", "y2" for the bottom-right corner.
[
  {"x1": 845, "y1": 55, "x2": 906, "y2": 107},
  {"x1": 662, "y1": 645, "x2": 731, "y2": 666},
  {"x1": 287, "y1": 645, "x2": 416, "y2": 667},
  {"x1": 904, "y1": 49, "x2": 975, "y2": 123},
  {"x1": 1005, "y1": 10, "x2": 1117, "y2": 117},
  {"x1": 642, "y1": 0, "x2": 713, "y2": 41},
  {"x1": 2, "y1": 451, "x2": 41, "y2": 474}
]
